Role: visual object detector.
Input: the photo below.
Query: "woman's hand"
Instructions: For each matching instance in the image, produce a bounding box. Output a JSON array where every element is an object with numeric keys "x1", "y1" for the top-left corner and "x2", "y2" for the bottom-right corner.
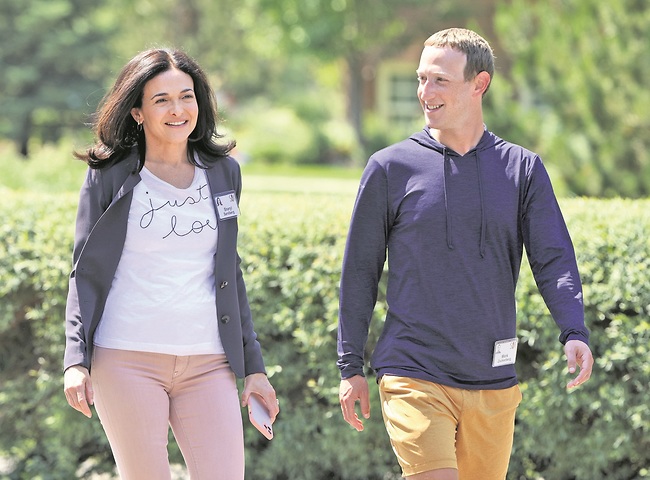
[
  {"x1": 63, "y1": 365, "x2": 94, "y2": 418},
  {"x1": 241, "y1": 373, "x2": 279, "y2": 422}
]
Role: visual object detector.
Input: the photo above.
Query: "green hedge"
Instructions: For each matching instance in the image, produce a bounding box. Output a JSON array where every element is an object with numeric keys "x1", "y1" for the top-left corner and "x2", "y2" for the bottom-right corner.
[
  {"x1": 511, "y1": 200, "x2": 650, "y2": 480},
  {"x1": 0, "y1": 191, "x2": 648, "y2": 479}
]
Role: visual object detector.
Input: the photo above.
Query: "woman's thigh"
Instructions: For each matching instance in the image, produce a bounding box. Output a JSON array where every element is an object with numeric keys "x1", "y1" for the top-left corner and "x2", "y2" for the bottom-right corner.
[
  {"x1": 168, "y1": 354, "x2": 244, "y2": 480},
  {"x1": 92, "y1": 347, "x2": 176, "y2": 480}
]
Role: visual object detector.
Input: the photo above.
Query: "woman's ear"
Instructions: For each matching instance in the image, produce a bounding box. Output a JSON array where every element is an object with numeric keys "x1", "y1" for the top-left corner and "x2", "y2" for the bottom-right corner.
[{"x1": 130, "y1": 108, "x2": 142, "y2": 124}]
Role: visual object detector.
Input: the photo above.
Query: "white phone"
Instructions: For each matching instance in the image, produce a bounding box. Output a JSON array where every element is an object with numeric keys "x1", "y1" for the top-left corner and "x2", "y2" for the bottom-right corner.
[{"x1": 247, "y1": 394, "x2": 274, "y2": 440}]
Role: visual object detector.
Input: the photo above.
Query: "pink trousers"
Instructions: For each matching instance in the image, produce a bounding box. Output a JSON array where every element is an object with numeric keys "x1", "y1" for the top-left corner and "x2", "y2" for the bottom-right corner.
[{"x1": 91, "y1": 347, "x2": 244, "y2": 480}]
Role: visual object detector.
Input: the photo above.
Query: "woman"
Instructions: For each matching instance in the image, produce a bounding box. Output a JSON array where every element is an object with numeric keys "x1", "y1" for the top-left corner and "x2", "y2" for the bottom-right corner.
[{"x1": 63, "y1": 48, "x2": 279, "y2": 480}]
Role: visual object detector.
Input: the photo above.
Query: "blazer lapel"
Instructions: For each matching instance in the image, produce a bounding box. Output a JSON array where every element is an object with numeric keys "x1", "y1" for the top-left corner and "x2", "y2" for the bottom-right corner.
[{"x1": 111, "y1": 171, "x2": 141, "y2": 207}]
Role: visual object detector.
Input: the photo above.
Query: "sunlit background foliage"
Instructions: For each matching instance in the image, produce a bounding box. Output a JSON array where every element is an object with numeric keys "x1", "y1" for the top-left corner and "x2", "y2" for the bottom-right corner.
[{"x1": 1, "y1": 0, "x2": 649, "y2": 478}]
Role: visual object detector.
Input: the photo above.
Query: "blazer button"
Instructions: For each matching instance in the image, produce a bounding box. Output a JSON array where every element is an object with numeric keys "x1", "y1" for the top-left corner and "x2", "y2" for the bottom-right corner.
[
  {"x1": 219, "y1": 281, "x2": 228, "y2": 289},
  {"x1": 220, "y1": 315, "x2": 230, "y2": 324}
]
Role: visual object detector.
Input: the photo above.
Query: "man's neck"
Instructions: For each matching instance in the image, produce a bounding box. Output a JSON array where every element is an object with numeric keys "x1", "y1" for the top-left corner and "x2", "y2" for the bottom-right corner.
[{"x1": 429, "y1": 123, "x2": 485, "y2": 156}]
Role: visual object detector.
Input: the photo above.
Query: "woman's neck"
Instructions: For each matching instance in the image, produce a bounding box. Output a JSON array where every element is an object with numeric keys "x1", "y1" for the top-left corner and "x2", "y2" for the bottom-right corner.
[{"x1": 144, "y1": 142, "x2": 190, "y2": 167}]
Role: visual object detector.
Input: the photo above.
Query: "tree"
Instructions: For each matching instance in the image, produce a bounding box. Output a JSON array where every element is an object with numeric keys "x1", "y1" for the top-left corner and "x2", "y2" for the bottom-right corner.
[
  {"x1": 490, "y1": 0, "x2": 650, "y2": 197},
  {"x1": 101, "y1": 0, "x2": 289, "y2": 101},
  {"x1": 251, "y1": 0, "x2": 454, "y2": 153},
  {"x1": 0, "y1": 0, "x2": 114, "y2": 156}
]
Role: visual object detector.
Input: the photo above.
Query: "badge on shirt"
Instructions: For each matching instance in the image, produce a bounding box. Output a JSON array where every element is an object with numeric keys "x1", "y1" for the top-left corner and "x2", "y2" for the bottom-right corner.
[
  {"x1": 492, "y1": 337, "x2": 518, "y2": 367},
  {"x1": 214, "y1": 191, "x2": 240, "y2": 220}
]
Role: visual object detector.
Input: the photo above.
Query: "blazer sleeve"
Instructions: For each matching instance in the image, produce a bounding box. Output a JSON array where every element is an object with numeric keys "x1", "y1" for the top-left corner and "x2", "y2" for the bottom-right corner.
[
  {"x1": 232, "y1": 161, "x2": 266, "y2": 376},
  {"x1": 64, "y1": 168, "x2": 109, "y2": 371}
]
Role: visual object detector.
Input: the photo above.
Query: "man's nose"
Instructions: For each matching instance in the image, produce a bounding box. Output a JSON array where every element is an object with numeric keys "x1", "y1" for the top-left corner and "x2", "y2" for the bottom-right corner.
[{"x1": 419, "y1": 81, "x2": 435, "y2": 97}]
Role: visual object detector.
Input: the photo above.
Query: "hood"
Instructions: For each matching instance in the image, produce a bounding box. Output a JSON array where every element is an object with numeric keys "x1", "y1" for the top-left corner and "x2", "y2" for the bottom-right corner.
[
  {"x1": 409, "y1": 126, "x2": 502, "y2": 153},
  {"x1": 408, "y1": 127, "x2": 501, "y2": 258}
]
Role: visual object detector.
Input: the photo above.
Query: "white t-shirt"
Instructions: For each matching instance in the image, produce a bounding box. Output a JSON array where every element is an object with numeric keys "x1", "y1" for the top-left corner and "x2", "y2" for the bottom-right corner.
[{"x1": 94, "y1": 166, "x2": 225, "y2": 355}]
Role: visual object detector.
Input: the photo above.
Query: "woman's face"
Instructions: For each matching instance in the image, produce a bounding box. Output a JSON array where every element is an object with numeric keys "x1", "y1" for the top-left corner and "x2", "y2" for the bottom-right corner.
[{"x1": 131, "y1": 68, "x2": 199, "y2": 150}]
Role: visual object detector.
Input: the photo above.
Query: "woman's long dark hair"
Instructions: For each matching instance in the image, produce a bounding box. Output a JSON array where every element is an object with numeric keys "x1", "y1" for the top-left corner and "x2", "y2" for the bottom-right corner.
[{"x1": 75, "y1": 48, "x2": 235, "y2": 170}]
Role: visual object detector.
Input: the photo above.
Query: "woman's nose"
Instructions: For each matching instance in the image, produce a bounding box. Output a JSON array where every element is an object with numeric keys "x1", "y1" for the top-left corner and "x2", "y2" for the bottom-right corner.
[{"x1": 170, "y1": 99, "x2": 183, "y2": 114}]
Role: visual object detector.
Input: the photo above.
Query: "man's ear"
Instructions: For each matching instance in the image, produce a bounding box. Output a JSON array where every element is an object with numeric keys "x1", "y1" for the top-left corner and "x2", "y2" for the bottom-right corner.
[{"x1": 474, "y1": 71, "x2": 491, "y2": 97}]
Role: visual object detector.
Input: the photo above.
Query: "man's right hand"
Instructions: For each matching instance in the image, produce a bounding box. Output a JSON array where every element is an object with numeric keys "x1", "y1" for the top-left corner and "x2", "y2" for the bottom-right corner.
[{"x1": 339, "y1": 375, "x2": 370, "y2": 432}]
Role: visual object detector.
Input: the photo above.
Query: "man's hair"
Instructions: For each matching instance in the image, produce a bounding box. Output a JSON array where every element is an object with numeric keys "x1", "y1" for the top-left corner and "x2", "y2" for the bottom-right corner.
[{"x1": 424, "y1": 28, "x2": 495, "y2": 93}]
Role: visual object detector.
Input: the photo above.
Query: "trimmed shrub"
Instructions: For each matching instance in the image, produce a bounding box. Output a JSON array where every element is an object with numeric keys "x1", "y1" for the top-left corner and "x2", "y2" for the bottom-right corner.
[
  {"x1": 238, "y1": 192, "x2": 399, "y2": 480},
  {"x1": 0, "y1": 191, "x2": 648, "y2": 479},
  {"x1": 0, "y1": 192, "x2": 114, "y2": 479},
  {"x1": 510, "y1": 199, "x2": 650, "y2": 480},
  {"x1": 233, "y1": 102, "x2": 319, "y2": 165}
]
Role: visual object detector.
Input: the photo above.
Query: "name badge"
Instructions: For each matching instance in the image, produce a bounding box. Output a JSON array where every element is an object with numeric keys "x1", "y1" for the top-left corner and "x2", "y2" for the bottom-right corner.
[
  {"x1": 492, "y1": 338, "x2": 518, "y2": 367},
  {"x1": 214, "y1": 191, "x2": 240, "y2": 220}
]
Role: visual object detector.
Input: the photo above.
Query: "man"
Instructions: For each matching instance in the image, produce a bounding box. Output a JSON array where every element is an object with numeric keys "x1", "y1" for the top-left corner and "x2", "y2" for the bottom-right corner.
[{"x1": 337, "y1": 28, "x2": 593, "y2": 480}]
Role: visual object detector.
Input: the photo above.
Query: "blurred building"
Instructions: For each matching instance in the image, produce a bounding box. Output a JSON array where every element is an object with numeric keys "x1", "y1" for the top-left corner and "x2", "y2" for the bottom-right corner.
[{"x1": 367, "y1": 0, "x2": 501, "y2": 133}]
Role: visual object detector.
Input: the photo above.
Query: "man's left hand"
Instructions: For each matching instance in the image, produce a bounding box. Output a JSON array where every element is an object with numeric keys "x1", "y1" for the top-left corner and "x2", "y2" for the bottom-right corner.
[{"x1": 564, "y1": 340, "x2": 594, "y2": 389}]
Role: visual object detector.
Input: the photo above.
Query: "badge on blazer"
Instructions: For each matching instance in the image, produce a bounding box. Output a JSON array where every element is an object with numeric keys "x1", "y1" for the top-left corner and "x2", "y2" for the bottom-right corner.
[{"x1": 214, "y1": 191, "x2": 240, "y2": 220}]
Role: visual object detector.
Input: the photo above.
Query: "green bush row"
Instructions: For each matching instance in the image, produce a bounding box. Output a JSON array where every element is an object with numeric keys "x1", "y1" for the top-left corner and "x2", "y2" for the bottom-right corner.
[{"x1": 0, "y1": 191, "x2": 648, "y2": 479}]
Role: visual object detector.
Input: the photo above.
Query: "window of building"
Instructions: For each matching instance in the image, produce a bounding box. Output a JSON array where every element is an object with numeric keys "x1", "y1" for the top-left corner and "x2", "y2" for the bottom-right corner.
[{"x1": 377, "y1": 62, "x2": 422, "y2": 133}]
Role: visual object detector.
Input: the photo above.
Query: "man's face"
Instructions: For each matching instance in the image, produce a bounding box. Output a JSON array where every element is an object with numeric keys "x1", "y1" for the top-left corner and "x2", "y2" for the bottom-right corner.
[{"x1": 416, "y1": 46, "x2": 477, "y2": 132}]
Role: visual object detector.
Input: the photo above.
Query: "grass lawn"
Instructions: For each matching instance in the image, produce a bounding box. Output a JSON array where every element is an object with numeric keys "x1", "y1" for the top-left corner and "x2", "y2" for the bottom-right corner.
[
  {"x1": 242, "y1": 162, "x2": 361, "y2": 196},
  {"x1": 0, "y1": 141, "x2": 362, "y2": 197}
]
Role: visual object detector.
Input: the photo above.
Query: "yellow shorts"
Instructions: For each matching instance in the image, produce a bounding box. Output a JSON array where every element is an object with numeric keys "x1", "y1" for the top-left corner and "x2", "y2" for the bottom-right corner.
[{"x1": 378, "y1": 375, "x2": 522, "y2": 478}]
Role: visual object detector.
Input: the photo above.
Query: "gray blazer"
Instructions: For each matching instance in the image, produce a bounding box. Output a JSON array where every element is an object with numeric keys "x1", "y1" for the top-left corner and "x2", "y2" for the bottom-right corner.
[{"x1": 63, "y1": 151, "x2": 265, "y2": 378}]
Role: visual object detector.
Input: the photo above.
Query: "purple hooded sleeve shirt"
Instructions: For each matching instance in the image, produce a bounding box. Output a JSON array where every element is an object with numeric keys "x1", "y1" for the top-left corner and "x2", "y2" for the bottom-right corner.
[{"x1": 337, "y1": 128, "x2": 588, "y2": 389}]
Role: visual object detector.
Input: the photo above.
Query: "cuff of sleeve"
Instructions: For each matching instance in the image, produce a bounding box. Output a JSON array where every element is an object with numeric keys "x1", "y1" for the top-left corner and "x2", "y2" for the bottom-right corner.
[
  {"x1": 561, "y1": 330, "x2": 590, "y2": 346},
  {"x1": 337, "y1": 360, "x2": 366, "y2": 379}
]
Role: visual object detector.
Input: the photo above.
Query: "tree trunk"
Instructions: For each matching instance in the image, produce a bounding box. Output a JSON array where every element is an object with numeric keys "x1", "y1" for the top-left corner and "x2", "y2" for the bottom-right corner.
[
  {"x1": 18, "y1": 112, "x2": 32, "y2": 158},
  {"x1": 345, "y1": 54, "x2": 367, "y2": 157}
]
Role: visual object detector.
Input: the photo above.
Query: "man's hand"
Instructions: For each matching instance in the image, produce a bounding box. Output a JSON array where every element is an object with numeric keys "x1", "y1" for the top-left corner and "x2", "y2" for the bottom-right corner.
[
  {"x1": 565, "y1": 340, "x2": 594, "y2": 389},
  {"x1": 339, "y1": 375, "x2": 370, "y2": 432}
]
